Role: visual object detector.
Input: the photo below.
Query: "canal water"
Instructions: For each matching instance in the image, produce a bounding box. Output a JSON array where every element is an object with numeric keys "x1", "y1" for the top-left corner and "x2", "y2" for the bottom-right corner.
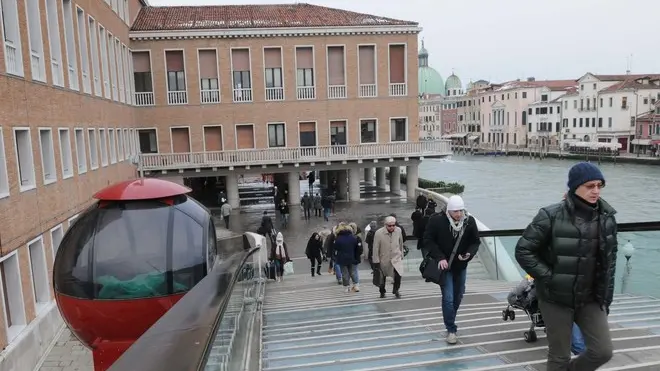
[{"x1": 420, "y1": 155, "x2": 660, "y2": 297}]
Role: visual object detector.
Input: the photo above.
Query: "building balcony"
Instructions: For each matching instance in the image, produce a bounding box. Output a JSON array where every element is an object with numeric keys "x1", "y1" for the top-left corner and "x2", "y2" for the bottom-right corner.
[
  {"x1": 137, "y1": 140, "x2": 452, "y2": 172},
  {"x1": 233, "y1": 88, "x2": 253, "y2": 103},
  {"x1": 201, "y1": 89, "x2": 220, "y2": 104},
  {"x1": 389, "y1": 83, "x2": 407, "y2": 97},
  {"x1": 134, "y1": 92, "x2": 155, "y2": 106},
  {"x1": 167, "y1": 90, "x2": 188, "y2": 105},
  {"x1": 359, "y1": 84, "x2": 377, "y2": 98},
  {"x1": 328, "y1": 85, "x2": 347, "y2": 99},
  {"x1": 296, "y1": 86, "x2": 315, "y2": 100},
  {"x1": 265, "y1": 87, "x2": 284, "y2": 101}
]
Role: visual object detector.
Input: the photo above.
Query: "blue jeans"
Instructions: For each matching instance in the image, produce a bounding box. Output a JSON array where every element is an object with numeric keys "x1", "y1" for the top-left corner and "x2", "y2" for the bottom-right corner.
[
  {"x1": 440, "y1": 268, "x2": 467, "y2": 334},
  {"x1": 572, "y1": 323, "x2": 586, "y2": 355},
  {"x1": 334, "y1": 262, "x2": 342, "y2": 281},
  {"x1": 323, "y1": 207, "x2": 331, "y2": 221}
]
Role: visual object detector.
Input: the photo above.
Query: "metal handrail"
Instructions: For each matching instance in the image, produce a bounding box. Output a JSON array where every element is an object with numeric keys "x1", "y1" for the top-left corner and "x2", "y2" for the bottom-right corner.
[{"x1": 108, "y1": 234, "x2": 259, "y2": 371}]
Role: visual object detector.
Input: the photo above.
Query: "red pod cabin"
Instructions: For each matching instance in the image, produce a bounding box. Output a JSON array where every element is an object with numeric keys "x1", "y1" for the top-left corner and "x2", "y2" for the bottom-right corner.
[{"x1": 53, "y1": 178, "x2": 218, "y2": 371}]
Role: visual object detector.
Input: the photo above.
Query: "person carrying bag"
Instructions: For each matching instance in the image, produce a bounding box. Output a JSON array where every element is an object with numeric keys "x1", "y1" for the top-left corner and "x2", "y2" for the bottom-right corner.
[{"x1": 421, "y1": 195, "x2": 480, "y2": 345}]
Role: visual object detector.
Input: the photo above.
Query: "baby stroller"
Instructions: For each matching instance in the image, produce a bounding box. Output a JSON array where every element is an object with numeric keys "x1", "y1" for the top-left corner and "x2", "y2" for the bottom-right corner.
[{"x1": 502, "y1": 276, "x2": 546, "y2": 343}]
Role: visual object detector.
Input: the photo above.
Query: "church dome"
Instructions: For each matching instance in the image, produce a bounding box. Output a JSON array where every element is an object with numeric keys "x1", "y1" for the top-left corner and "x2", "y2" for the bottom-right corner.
[
  {"x1": 417, "y1": 41, "x2": 444, "y2": 96},
  {"x1": 445, "y1": 73, "x2": 463, "y2": 94}
]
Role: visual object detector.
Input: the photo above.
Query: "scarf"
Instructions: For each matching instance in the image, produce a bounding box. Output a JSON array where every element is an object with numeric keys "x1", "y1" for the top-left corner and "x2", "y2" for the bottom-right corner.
[
  {"x1": 446, "y1": 210, "x2": 468, "y2": 238},
  {"x1": 276, "y1": 243, "x2": 286, "y2": 259}
]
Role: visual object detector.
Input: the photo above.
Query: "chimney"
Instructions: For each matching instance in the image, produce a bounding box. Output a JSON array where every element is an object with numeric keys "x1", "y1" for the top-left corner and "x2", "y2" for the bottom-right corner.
[{"x1": 527, "y1": 77, "x2": 535, "y2": 82}]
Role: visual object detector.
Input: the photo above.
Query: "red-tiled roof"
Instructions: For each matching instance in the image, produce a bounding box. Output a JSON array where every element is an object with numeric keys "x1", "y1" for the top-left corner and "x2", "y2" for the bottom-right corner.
[
  {"x1": 494, "y1": 79, "x2": 576, "y2": 92},
  {"x1": 598, "y1": 75, "x2": 660, "y2": 93},
  {"x1": 131, "y1": 3, "x2": 418, "y2": 32}
]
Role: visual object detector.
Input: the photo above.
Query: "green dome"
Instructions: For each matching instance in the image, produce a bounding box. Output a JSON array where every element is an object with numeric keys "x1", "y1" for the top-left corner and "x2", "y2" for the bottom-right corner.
[
  {"x1": 445, "y1": 73, "x2": 462, "y2": 92},
  {"x1": 419, "y1": 67, "x2": 445, "y2": 95},
  {"x1": 417, "y1": 41, "x2": 444, "y2": 95}
]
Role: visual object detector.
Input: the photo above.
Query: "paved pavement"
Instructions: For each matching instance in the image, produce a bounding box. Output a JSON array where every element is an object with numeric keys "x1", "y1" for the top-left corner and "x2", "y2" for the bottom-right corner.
[{"x1": 38, "y1": 180, "x2": 417, "y2": 371}]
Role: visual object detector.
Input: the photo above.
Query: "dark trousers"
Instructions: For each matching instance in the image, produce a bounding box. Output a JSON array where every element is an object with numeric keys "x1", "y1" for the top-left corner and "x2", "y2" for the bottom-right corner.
[
  {"x1": 539, "y1": 299, "x2": 613, "y2": 371},
  {"x1": 309, "y1": 257, "x2": 322, "y2": 276},
  {"x1": 223, "y1": 215, "x2": 230, "y2": 228},
  {"x1": 379, "y1": 270, "x2": 401, "y2": 294},
  {"x1": 304, "y1": 208, "x2": 312, "y2": 219},
  {"x1": 315, "y1": 208, "x2": 322, "y2": 217}
]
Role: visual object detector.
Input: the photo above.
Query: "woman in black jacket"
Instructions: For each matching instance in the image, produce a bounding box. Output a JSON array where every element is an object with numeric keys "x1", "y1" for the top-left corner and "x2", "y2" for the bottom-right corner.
[
  {"x1": 422, "y1": 195, "x2": 480, "y2": 345},
  {"x1": 306, "y1": 232, "x2": 324, "y2": 277}
]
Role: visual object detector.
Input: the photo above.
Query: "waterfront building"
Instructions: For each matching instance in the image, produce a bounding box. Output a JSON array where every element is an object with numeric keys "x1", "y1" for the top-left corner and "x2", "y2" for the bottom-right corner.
[
  {"x1": 479, "y1": 78, "x2": 575, "y2": 147},
  {"x1": 0, "y1": 3, "x2": 451, "y2": 368},
  {"x1": 417, "y1": 42, "x2": 444, "y2": 140},
  {"x1": 559, "y1": 73, "x2": 660, "y2": 152},
  {"x1": 633, "y1": 100, "x2": 660, "y2": 154},
  {"x1": 527, "y1": 86, "x2": 576, "y2": 147}
]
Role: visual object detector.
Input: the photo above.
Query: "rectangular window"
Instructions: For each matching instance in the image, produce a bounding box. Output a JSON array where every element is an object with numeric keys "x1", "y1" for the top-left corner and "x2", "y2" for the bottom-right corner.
[
  {"x1": 75, "y1": 7, "x2": 90, "y2": 93},
  {"x1": 138, "y1": 129, "x2": 158, "y2": 153},
  {"x1": 330, "y1": 121, "x2": 346, "y2": 145},
  {"x1": 108, "y1": 32, "x2": 118, "y2": 100},
  {"x1": 198, "y1": 49, "x2": 219, "y2": 103},
  {"x1": 295, "y1": 47, "x2": 314, "y2": 88},
  {"x1": 117, "y1": 128, "x2": 124, "y2": 161},
  {"x1": 108, "y1": 129, "x2": 117, "y2": 163},
  {"x1": 1, "y1": 0, "x2": 24, "y2": 75},
  {"x1": 115, "y1": 39, "x2": 125, "y2": 102},
  {"x1": 58, "y1": 129, "x2": 73, "y2": 179},
  {"x1": 360, "y1": 119, "x2": 377, "y2": 143},
  {"x1": 88, "y1": 129, "x2": 99, "y2": 169},
  {"x1": 88, "y1": 17, "x2": 101, "y2": 95},
  {"x1": 50, "y1": 224, "x2": 64, "y2": 259},
  {"x1": 390, "y1": 118, "x2": 407, "y2": 142},
  {"x1": 25, "y1": 0, "x2": 46, "y2": 81},
  {"x1": 165, "y1": 50, "x2": 186, "y2": 91},
  {"x1": 264, "y1": 68, "x2": 283, "y2": 88},
  {"x1": 0, "y1": 128, "x2": 9, "y2": 198},
  {"x1": 62, "y1": 0, "x2": 78, "y2": 89},
  {"x1": 358, "y1": 45, "x2": 376, "y2": 85},
  {"x1": 38, "y1": 128, "x2": 57, "y2": 184},
  {"x1": 326, "y1": 46, "x2": 345, "y2": 86},
  {"x1": 231, "y1": 48, "x2": 252, "y2": 103},
  {"x1": 74, "y1": 129, "x2": 87, "y2": 173},
  {"x1": 132, "y1": 51, "x2": 153, "y2": 92},
  {"x1": 13, "y1": 128, "x2": 36, "y2": 191},
  {"x1": 99, "y1": 25, "x2": 110, "y2": 98},
  {"x1": 45, "y1": 0, "x2": 63, "y2": 85},
  {"x1": 0, "y1": 251, "x2": 27, "y2": 342},
  {"x1": 27, "y1": 237, "x2": 50, "y2": 312},
  {"x1": 608, "y1": 117, "x2": 612, "y2": 128},
  {"x1": 99, "y1": 128, "x2": 108, "y2": 166},
  {"x1": 267, "y1": 123, "x2": 286, "y2": 148}
]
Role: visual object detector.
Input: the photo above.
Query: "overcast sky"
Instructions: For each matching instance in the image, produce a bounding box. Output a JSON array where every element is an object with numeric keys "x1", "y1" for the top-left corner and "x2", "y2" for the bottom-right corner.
[{"x1": 148, "y1": 0, "x2": 659, "y2": 84}]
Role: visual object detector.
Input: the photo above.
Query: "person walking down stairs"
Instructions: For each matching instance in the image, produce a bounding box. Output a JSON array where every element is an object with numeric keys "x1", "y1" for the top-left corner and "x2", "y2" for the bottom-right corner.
[{"x1": 306, "y1": 232, "x2": 324, "y2": 277}]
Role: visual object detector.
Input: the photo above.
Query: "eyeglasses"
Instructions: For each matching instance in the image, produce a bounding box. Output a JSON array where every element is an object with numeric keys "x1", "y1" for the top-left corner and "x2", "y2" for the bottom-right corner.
[
  {"x1": 386, "y1": 224, "x2": 396, "y2": 228},
  {"x1": 582, "y1": 183, "x2": 605, "y2": 190}
]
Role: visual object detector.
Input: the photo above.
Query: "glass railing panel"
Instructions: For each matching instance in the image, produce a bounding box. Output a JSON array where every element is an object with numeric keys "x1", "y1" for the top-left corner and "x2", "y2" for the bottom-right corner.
[{"x1": 613, "y1": 230, "x2": 660, "y2": 299}]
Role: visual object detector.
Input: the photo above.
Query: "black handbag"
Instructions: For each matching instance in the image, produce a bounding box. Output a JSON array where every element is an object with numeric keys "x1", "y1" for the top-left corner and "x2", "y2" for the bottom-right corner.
[
  {"x1": 372, "y1": 269, "x2": 384, "y2": 287},
  {"x1": 419, "y1": 228, "x2": 465, "y2": 285}
]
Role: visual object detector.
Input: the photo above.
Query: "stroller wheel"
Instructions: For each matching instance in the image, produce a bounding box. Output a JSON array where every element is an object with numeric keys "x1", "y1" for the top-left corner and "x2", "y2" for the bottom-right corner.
[
  {"x1": 524, "y1": 330, "x2": 537, "y2": 343},
  {"x1": 509, "y1": 311, "x2": 515, "y2": 321},
  {"x1": 502, "y1": 310, "x2": 509, "y2": 321}
]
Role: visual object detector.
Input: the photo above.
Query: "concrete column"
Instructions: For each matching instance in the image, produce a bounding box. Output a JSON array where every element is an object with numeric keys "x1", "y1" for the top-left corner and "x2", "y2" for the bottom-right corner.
[
  {"x1": 389, "y1": 166, "x2": 401, "y2": 193},
  {"x1": 375, "y1": 168, "x2": 386, "y2": 188},
  {"x1": 349, "y1": 168, "x2": 361, "y2": 201},
  {"x1": 288, "y1": 171, "x2": 301, "y2": 205},
  {"x1": 337, "y1": 170, "x2": 348, "y2": 200},
  {"x1": 364, "y1": 168, "x2": 374, "y2": 184},
  {"x1": 225, "y1": 174, "x2": 240, "y2": 209},
  {"x1": 406, "y1": 164, "x2": 419, "y2": 199}
]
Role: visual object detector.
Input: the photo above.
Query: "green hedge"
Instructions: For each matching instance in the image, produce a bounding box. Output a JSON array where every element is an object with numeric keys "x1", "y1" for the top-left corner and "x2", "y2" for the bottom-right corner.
[{"x1": 399, "y1": 173, "x2": 465, "y2": 194}]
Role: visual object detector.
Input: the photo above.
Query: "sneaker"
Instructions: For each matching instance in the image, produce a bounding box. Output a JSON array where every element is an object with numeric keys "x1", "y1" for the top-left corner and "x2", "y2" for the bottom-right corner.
[
  {"x1": 337, "y1": 280, "x2": 342, "y2": 285},
  {"x1": 446, "y1": 332, "x2": 458, "y2": 345},
  {"x1": 352, "y1": 284, "x2": 360, "y2": 292},
  {"x1": 380, "y1": 292, "x2": 386, "y2": 298},
  {"x1": 394, "y1": 292, "x2": 401, "y2": 299},
  {"x1": 345, "y1": 287, "x2": 351, "y2": 293}
]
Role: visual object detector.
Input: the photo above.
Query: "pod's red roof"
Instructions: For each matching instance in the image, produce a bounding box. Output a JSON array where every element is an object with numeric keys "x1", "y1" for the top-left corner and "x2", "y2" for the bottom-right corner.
[{"x1": 94, "y1": 178, "x2": 191, "y2": 201}]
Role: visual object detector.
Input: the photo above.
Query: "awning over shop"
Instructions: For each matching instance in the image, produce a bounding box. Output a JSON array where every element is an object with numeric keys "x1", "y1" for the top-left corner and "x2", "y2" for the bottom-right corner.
[
  {"x1": 467, "y1": 135, "x2": 479, "y2": 141},
  {"x1": 631, "y1": 139, "x2": 652, "y2": 145}
]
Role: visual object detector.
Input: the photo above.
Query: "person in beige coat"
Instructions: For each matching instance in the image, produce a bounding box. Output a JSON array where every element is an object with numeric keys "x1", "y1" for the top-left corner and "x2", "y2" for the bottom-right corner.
[{"x1": 372, "y1": 216, "x2": 404, "y2": 298}]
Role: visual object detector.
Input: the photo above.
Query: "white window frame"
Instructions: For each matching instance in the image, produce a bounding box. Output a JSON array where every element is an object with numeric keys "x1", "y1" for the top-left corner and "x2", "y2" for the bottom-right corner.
[
  {"x1": 25, "y1": 0, "x2": 46, "y2": 82},
  {"x1": 99, "y1": 128, "x2": 108, "y2": 166},
  {"x1": 58, "y1": 128, "x2": 74, "y2": 179},
  {"x1": 26, "y1": 236, "x2": 50, "y2": 314},
  {"x1": 88, "y1": 16, "x2": 102, "y2": 96},
  {"x1": 0, "y1": 127, "x2": 9, "y2": 198},
  {"x1": 108, "y1": 32, "x2": 118, "y2": 100},
  {"x1": 61, "y1": 0, "x2": 79, "y2": 90},
  {"x1": 0, "y1": 0, "x2": 25, "y2": 76},
  {"x1": 13, "y1": 127, "x2": 37, "y2": 192},
  {"x1": 115, "y1": 38, "x2": 125, "y2": 103},
  {"x1": 50, "y1": 224, "x2": 64, "y2": 260},
  {"x1": 75, "y1": 6, "x2": 91, "y2": 93},
  {"x1": 68, "y1": 213, "x2": 79, "y2": 229},
  {"x1": 108, "y1": 128, "x2": 117, "y2": 164},
  {"x1": 0, "y1": 250, "x2": 27, "y2": 343},
  {"x1": 38, "y1": 128, "x2": 57, "y2": 185},
  {"x1": 98, "y1": 24, "x2": 110, "y2": 99},
  {"x1": 88, "y1": 128, "x2": 99, "y2": 169},
  {"x1": 389, "y1": 117, "x2": 409, "y2": 142},
  {"x1": 44, "y1": 0, "x2": 64, "y2": 86},
  {"x1": 116, "y1": 127, "x2": 124, "y2": 161},
  {"x1": 73, "y1": 128, "x2": 87, "y2": 174}
]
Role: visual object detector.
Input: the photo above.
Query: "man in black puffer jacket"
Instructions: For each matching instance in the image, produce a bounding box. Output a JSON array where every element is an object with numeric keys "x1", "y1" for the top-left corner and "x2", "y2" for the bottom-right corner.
[{"x1": 515, "y1": 162, "x2": 616, "y2": 371}]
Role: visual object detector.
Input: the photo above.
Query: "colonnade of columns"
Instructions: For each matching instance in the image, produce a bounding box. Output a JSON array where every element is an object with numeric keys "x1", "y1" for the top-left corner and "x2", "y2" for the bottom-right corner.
[{"x1": 171, "y1": 163, "x2": 420, "y2": 208}]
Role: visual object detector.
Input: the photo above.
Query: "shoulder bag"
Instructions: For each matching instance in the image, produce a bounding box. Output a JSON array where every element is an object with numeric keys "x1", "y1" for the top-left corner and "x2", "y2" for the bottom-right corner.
[{"x1": 419, "y1": 227, "x2": 465, "y2": 286}]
